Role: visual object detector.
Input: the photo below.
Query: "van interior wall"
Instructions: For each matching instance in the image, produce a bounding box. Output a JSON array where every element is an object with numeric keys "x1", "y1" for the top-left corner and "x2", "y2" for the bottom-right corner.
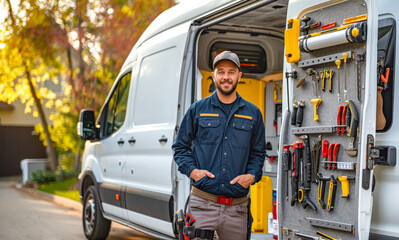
[{"x1": 196, "y1": 2, "x2": 287, "y2": 190}]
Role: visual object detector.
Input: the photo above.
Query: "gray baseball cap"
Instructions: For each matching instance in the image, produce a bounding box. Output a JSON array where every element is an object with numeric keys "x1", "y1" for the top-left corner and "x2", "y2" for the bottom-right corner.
[{"x1": 213, "y1": 51, "x2": 241, "y2": 70}]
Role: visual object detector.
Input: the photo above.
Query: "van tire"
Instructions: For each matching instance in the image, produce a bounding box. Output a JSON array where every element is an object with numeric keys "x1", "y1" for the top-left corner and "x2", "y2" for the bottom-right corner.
[{"x1": 83, "y1": 186, "x2": 111, "y2": 240}]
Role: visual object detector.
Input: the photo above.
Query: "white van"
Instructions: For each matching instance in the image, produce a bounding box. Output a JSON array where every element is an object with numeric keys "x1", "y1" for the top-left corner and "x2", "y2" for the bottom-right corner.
[{"x1": 77, "y1": 0, "x2": 398, "y2": 239}]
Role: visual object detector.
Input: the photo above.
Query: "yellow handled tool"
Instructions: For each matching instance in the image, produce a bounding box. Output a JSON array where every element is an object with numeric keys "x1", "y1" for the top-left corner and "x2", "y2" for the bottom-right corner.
[
  {"x1": 338, "y1": 176, "x2": 355, "y2": 198},
  {"x1": 326, "y1": 175, "x2": 337, "y2": 212},
  {"x1": 320, "y1": 69, "x2": 328, "y2": 91},
  {"x1": 328, "y1": 69, "x2": 334, "y2": 92},
  {"x1": 311, "y1": 98, "x2": 322, "y2": 121}
]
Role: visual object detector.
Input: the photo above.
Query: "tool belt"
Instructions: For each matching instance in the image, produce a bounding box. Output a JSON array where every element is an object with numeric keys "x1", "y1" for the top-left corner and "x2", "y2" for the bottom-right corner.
[{"x1": 191, "y1": 186, "x2": 248, "y2": 206}]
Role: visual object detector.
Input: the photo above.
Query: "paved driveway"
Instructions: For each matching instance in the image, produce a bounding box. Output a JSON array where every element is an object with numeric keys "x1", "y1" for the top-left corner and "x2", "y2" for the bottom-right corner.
[{"x1": 0, "y1": 177, "x2": 156, "y2": 240}]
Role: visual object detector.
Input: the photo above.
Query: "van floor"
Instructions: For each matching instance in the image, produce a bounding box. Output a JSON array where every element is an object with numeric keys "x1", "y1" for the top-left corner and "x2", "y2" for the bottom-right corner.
[{"x1": 251, "y1": 233, "x2": 274, "y2": 240}]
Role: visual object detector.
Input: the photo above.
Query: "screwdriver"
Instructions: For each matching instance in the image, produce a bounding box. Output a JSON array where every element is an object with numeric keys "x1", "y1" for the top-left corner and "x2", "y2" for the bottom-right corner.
[
  {"x1": 321, "y1": 140, "x2": 329, "y2": 169},
  {"x1": 343, "y1": 52, "x2": 348, "y2": 100},
  {"x1": 335, "y1": 60, "x2": 341, "y2": 104}
]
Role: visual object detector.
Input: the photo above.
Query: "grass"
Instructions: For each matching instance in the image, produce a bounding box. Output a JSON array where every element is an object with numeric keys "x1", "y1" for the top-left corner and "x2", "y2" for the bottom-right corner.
[{"x1": 38, "y1": 177, "x2": 80, "y2": 202}]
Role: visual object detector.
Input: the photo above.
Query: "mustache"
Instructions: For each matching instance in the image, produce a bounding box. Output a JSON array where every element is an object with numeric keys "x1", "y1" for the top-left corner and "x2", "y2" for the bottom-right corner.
[{"x1": 221, "y1": 79, "x2": 233, "y2": 84}]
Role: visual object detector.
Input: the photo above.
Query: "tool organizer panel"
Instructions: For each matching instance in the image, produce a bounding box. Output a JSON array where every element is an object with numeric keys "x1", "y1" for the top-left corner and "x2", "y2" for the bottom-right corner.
[{"x1": 279, "y1": 1, "x2": 368, "y2": 240}]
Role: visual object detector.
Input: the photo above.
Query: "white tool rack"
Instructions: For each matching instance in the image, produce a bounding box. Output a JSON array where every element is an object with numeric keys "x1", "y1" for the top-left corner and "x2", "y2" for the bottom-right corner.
[{"x1": 279, "y1": 1, "x2": 368, "y2": 240}]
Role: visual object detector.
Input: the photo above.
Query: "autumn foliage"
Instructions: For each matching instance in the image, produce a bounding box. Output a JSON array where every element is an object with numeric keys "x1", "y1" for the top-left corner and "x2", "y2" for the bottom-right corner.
[{"x1": 0, "y1": 0, "x2": 176, "y2": 170}]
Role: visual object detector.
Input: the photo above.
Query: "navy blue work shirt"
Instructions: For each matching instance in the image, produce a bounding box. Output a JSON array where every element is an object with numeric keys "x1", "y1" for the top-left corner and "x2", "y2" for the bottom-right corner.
[{"x1": 172, "y1": 91, "x2": 266, "y2": 198}]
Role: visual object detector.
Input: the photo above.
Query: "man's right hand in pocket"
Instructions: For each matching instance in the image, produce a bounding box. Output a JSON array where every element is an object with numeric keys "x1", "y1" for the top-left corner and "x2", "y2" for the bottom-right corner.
[{"x1": 190, "y1": 169, "x2": 215, "y2": 182}]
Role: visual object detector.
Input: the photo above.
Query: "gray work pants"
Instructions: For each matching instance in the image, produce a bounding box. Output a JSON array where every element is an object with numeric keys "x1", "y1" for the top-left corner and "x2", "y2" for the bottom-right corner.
[{"x1": 189, "y1": 194, "x2": 248, "y2": 240}]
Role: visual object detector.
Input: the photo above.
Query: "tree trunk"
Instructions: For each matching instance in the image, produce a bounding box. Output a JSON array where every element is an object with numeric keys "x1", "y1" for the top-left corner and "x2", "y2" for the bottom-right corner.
[{"x1": 24, "y1": 62, "x2": 58, "y2": 171}]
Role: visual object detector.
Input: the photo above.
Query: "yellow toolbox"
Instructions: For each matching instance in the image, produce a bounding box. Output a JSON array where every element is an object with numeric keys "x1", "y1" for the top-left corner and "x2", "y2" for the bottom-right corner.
[{"x1": 250, "y1": 176, "x2": 273, "y2": 233}]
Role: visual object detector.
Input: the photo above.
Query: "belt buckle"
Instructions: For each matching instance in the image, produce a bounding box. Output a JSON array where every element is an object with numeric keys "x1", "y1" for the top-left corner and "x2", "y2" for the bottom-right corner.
[{"x1": 217, "y1": 196, "x2": 232, "y2": 206}]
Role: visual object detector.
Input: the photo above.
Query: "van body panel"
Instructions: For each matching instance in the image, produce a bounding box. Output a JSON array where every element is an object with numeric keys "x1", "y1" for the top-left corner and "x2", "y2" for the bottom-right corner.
[
  {"x1": 123, "y1": 21, "x2": 191, "y2": 235},
  {"x1": 129, "y1": 0, "x2": 243, "y2": 58},
  {"x1": 371, "y1": 1, "x2": 399, "y2": 238}
]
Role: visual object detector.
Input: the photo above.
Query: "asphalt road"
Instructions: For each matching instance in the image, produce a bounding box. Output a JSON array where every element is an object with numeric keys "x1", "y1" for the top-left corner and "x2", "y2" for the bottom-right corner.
[{"x1": 0, "y1": 177, "x2": 156, "y2": 240}]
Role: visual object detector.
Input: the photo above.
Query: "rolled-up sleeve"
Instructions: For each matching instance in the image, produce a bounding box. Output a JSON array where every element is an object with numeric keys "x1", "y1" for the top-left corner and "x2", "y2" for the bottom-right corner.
[
  {"x1": 247, "y1": 109, "x2": 266, "y2": 183},
  {"x1": 172, "y1": 105, "x2": 197, "y2": 178}
]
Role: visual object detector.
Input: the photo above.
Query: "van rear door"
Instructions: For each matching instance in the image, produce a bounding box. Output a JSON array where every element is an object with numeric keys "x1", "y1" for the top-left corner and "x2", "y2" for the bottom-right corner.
[{"x1": 279, "y1": 0, "x2": 377, "y2": 239}]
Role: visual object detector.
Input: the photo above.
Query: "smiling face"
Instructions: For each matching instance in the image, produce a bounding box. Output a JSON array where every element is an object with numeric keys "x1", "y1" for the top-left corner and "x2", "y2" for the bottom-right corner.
[{"x1": 211, "y1": 60, "x2": 242, "y2": 96}]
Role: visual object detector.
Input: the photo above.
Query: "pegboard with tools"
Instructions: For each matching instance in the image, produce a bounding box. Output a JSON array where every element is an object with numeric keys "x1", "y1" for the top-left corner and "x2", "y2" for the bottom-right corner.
[{"x1": 279, "y1": 1, "x2": 369, "y2": 240}]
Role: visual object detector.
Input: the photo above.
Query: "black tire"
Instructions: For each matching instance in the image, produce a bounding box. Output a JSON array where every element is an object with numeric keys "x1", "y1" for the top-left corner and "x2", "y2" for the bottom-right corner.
[{"x1": 83, "y1": 185, "x2": 111, "y2": 240}]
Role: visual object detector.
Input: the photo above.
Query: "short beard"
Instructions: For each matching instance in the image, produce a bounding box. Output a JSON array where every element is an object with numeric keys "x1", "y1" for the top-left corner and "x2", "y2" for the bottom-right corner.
[{"x1": 215, "y1": 79, "x2": 239, "y2": 96}]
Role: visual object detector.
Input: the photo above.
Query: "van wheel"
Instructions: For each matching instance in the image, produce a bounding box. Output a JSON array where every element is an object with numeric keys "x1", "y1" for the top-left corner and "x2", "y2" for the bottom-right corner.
[{"x1": 83, "y1": 186, "x2": 111, "y2": 240}]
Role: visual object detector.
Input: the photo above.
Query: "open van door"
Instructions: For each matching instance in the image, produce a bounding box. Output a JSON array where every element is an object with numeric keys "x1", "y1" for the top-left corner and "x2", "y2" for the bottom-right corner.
[{"x1": 278, "y1": 0, "x2": 378, "y2": 239}]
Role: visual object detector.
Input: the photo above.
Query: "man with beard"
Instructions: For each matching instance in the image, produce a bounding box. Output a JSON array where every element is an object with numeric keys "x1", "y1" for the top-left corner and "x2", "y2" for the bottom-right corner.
[{"x1": 172, "y1": 51, "x2": 265, "y2": 240}]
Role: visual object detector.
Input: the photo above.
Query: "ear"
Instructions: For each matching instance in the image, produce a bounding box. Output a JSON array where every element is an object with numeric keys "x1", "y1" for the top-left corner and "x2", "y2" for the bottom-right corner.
[
  {"x1": 211, "y1": 71, "x2": 216, "y2": 82},
  {"x1": 238, "y1": 71, "x2": 242, "y2": 82}
]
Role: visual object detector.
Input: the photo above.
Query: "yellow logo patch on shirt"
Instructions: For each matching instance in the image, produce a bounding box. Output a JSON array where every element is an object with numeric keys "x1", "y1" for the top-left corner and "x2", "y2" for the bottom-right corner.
[
  {"x1": 200, "y1": 113, "x2": 219, "y2": 117},
  {"x1": 234, "y1": 114, "x2": 253, "y2": 120}
]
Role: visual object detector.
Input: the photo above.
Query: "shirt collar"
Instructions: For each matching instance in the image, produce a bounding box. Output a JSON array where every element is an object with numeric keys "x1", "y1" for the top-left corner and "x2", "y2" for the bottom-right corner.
[{"x1": 210, "y1": 91, "x2": 245, "y2": 108}]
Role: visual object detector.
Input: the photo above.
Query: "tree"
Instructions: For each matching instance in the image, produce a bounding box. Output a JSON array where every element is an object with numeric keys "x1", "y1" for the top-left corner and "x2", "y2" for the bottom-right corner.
[
  {"x1": 0, "y1": 0, "x2": 60, "y2": 170},
  {"x1": 1, "y1": 0, "x2": 176, "y2": 171}
]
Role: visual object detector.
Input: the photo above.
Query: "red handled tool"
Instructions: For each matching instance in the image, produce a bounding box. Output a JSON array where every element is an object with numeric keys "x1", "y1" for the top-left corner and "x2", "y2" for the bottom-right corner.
[
  {"x1": 328, "y1": 143, "x2": 334, "y2": 170},
  {"x1": 333, "y1": 143, "x2": 340, "y2": 170},
  {"x1": 322, "y1": 140, "x2": 329, "y2": 169},
  {"x1": 341, "y1": 105, "x2": 347, "y2": 134},
  {"x1": 337, "y1": 106, "x2": 344, "y2": 134}
]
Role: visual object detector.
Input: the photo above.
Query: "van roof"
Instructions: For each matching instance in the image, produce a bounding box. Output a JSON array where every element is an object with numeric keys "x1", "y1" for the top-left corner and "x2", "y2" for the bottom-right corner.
[{"x1": 132, "y1": 0, "x2": 242, "y2": 52}]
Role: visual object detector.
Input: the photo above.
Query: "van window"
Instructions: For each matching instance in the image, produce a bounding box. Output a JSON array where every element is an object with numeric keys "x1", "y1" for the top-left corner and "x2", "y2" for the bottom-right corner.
[
  {"x1": 133, "y1": 47, "x2": 178, "y2": 126},
  {"x1": 377, "y1": 18, "x2": 396, "y2": 132},
  {"x1": 104, "y1": 72, "x2": 132, "y2": 137}
]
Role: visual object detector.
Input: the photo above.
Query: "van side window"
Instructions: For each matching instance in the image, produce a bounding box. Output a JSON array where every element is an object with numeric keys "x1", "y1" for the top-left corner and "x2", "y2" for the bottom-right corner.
[
  {"x1": 377, "y1": 18, "x2": 396, "y2": 132},
  {"x1": 104, "y1": 72, "x2": 132, "y2": 137},
  {"x1": 133, "y1": 47, "x2": 178, "y2": 125}
]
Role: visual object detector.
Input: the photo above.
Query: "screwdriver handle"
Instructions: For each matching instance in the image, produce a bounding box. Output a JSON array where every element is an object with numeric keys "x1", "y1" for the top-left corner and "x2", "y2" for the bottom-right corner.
[
  {"x1": 296, "y1": 103, "x2": 304, "y2": 127},
  {"x1": 291, "y1": 103, "x2": 298, "y2": 125},
  {"x1": 335, "y1": 59, "x2": 341, "y2": 69}
]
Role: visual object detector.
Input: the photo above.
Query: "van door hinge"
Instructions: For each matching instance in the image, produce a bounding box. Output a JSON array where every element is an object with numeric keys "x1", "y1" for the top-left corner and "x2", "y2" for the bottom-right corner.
[
  {"x1": 285, "y1": 70, "x2": 297, "y2": 79},
  {"x1": 366, "y1": 134, "x2": 375, "y2": 170},
  {"x1": 362, "y1": 134, "x2": 374, "y2": 190}
]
